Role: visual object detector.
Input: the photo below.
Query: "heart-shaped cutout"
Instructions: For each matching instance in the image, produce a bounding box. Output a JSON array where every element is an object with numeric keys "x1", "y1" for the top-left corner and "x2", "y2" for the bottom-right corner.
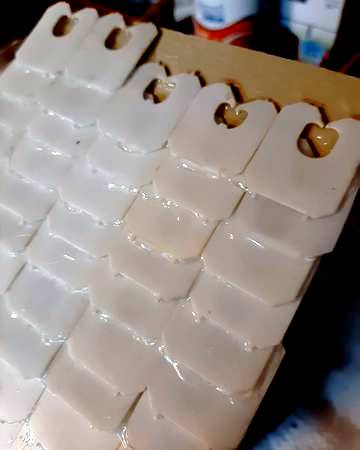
[
  {"x1": 143, "y1": 79, "x2": 175, "y2": 104},
  {"x1": 298, "y1": 124, "x2": 338, "y2": 158},
  {"x1": 214, "y1": 103, "x2": 248, "y2": 129},
  {"x1": 53, "y1": 15, "x2": 78, "y2": 37},
  {"x1": 104, "y1": 27, "x2": 131, "y2": 50}
]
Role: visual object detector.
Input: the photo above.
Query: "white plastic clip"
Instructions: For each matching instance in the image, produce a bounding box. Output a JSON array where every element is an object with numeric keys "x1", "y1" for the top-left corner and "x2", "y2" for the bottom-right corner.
[
  {"x1": 16, "y1": 2, "x2": 98, "y2": 74},
  {"x1": 99, "y1": 63, "x2": 201, "y2": 152},
  {"x1": 239, "y1": 102, "x2": 360, "y2": 218},
  {"x1": 40, "y1": 14, "x2": 157, "y2": 126},
  {"x1": 66, "y1": 13, "x2": 157, "y2": 92},
  {"x1": 170, "y1": 83, "x2": 277, "y2": 177}
]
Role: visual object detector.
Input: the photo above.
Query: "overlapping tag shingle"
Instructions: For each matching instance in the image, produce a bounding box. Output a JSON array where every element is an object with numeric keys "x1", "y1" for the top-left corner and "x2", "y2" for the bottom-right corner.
[
  {"x1": 13, "y1": 391, "x2": 120, "y2": 450},
  {"x1": 0, "y1": 4, "x2": 161, "y2": 448},
  {"x1": 170, "y1": 83, "x2": 277, "y2": 177},
  {"x1": 238, "y1": 102, "x2": 360, "y2": 218},
  {"x1": 40, "y1": 13, "x2": 157, "y2": 126},
  {"x1": 2, "y1": 3, "x2": 360, "y2": 449}
]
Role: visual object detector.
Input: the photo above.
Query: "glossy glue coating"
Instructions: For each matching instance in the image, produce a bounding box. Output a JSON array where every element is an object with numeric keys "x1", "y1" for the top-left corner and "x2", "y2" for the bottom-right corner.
[
  {"x1": 0, "y1": 62, "x2": 52, "y2": 104},
  {"x1": 0, "y1": 421, "x2": 22, "y2": 449},
  {"x1": 46, "y1": 264, "x2": 171, "y2": 432},
  {"x1": 153, "y1": 155, "x2": 244, "y2": 220},
  {"x1": 87, "y1": 133, "x2": 165, "y2": 188},
  {"x1": 233, "y1": 190, "x2": 356, "y2": 259},
  {"x1": 99, "y1": 63, "x2": 201, "y2": 152},
  {"x1": 13, "y1": 390, "x2": 120, "y2": 450},
  {"x1": 0, "y1": 300, "x2": 61, "y2": 379},
  {"x1": 170, "y1": 83, "x2": 277, "y2": 177},
  {"x1": 110, "y1": 229, "x2": 201, "y2": 300},
  {"x1": 41, "y1": 76, "x2": 111, "y2": 127},
  {"x1": 11, "y1": 115, "x2": 97, "y2": 192},
  {"x1": 5, "y1": 265, "x2": 87, "y2": 341},
  {"x1": 127, "y1": 391, "x2": 208, "y2": 450},
  {"x1": 0, "y1": 3, "x2": 97, "y2": 104},
  {"x1": 66, "y1": 13, "x2": 157, "y2": 92},
  {"x1": 59, "y1": 161, "x2": 136, "y2": 223},
  {"x1": 46, "y1": 202, "x2": 112, "y2": 258},
  {"x1": 0, "y1": 207, "x2": 35, "y2": 252},
  {"x1": 88, "y1": 263, "x2": 174, "y2": 341},
  {"x1": 46, "y1": 348, "x2": 137, "y2": 432},
  {"x1": 41, "y1": 13, "x2": 157, "y2": 126},
  {"x1": 203, "y1": 216, "x2": 315, "y2": 306},
  {"x1": 0, "y1": 124, "x2": 17, "y2": 162},
  {"x1": 28, "y1": 113, "x2": 97, "y2": 158},
  {"x1": 1, "y1": 5, "x2": 357, "y2": 449},
  {"x1": 11, "y1": 134, "x2": 74, "y2": 191},
  {"x1": 124, "y1": 190, "x2": 217, "y2": 260},
  {"x1": 0, "y1": 357, "x2": 44, "y2": 422},
  {"x1": 67, "y1": 309, "x2": 160, "y2": 396},
  {"x1": 145, "y1": 353, "x2": 279, "y2": 450},
  {"x1": 162, "y1": 301, "x2": 273, "y2": 394},
  {"x1": 0, "y1": 96, "x2": 36, "y2": 132},
  {"x1": 239, "y1": 102, "x2": 360, "y2": 218},
  {"x1": 15, "y1": 3, "x2": 97, "y2": 74},
  {"x1": 191, "y1": 270, "x2": 300, "y2": 348},
  {"x1": 0, "y1": 164, "x2": 55, "y2": 223},
  {"x1": 27, "y1": 224, "x2": 102, "y2": 289},
  {"x1": 0, "y1": 248, "x2": 24, "y2": 295}
]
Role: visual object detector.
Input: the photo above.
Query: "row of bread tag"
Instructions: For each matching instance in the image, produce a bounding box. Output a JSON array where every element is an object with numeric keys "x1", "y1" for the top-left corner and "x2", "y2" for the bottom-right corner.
[
  {"x1": 0, "y1": 4, "x2": 156, "y2": 450},
  {"x1": 1, "y1": 2, "x2": 360, "y2": 450}
]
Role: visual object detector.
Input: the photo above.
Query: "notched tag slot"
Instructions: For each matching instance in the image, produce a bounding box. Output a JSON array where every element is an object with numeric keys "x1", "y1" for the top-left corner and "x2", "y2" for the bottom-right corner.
[
  {"x1": 104, "y1": 27, "x2": 131, "y2": 50},
  {"x1": 143, "y1": 79, "x2": 175, "y2": 104},
  {"x1": 214, "y1": 103, "x2": 248, "y2": 129},
  {"x1": 53, "y1": 15, "x2": 78, "y2": 37},
  {"x1": 298, "y1": 124, "x2": 338, "y2": 158}
]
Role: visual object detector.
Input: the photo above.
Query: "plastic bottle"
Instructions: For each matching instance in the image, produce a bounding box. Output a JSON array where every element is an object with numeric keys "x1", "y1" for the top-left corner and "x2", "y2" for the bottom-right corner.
[{"x1": 193, "y1": 0, "x2": 259, "y2": 45}]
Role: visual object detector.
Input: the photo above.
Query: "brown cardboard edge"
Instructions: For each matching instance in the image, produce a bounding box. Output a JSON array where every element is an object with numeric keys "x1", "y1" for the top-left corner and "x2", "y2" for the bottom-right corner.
[{"x1": 148, "y1": 29, "x2": 360, "y2": 122}]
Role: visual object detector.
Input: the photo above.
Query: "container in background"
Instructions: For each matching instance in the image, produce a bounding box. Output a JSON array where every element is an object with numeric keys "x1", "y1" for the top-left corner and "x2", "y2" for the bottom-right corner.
[
  {"x1": 280, "y1": 0, "x2": 346, "y2": 64},
  {"x1": 193, "y1": 0, "x2": 259, "y2": 46}
]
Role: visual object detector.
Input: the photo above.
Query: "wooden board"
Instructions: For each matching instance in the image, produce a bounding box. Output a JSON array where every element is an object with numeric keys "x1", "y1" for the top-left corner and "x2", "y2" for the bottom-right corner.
[{"x1": 150, "y1": 29, "x2": 360, "y2": 122}]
